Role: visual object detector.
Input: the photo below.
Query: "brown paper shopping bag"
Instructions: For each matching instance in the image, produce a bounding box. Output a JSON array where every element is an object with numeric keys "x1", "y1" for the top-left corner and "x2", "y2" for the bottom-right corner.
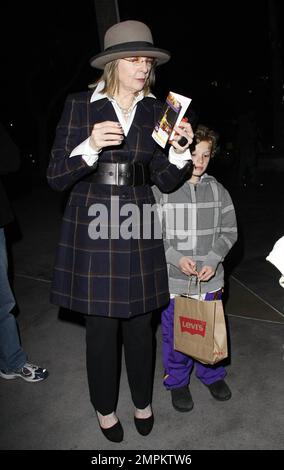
[{"x1": 174, "y1": 292, "x2": 228, "y2": 365}]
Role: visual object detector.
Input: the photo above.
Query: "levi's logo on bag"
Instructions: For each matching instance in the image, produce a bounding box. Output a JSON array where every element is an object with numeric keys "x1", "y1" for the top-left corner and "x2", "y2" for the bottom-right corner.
[
  {"x1": 179, "y1": 316, "x2": 206, "y2": 337},
  {"x1": 174, "y1": 283, "x2": 228, "y2": 364}
]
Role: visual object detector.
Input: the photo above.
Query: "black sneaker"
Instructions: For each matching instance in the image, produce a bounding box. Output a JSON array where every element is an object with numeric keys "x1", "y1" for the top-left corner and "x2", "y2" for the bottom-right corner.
[
  {"x1": 171, "y1": 386, "x2": 194, "y2": 412},
  {"x1": 207, "y1": 380, "x2": 232, "y2": 401}
]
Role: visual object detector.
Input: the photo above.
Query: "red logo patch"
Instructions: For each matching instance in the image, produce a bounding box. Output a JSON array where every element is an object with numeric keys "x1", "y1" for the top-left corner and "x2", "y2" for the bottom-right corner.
[{"x1": 179, "y1": 316, "x2": 206, "y2": 337}]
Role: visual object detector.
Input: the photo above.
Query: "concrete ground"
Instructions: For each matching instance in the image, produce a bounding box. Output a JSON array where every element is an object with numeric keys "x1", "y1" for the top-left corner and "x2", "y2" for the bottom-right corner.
[{"x1": 0, "y1": 168, "x2": 283, "y2": 450}]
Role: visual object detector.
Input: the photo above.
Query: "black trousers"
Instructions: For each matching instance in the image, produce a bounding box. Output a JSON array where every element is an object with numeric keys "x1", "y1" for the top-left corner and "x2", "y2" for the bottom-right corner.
[{"x1": 85, "y1": 312, "x2": 153, "y2": 415}]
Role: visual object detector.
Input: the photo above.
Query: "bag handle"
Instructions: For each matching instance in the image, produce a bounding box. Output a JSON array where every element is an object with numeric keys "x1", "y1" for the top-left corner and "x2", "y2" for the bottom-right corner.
[{"x1": 186, "y1": 276, "x2": 202, "y2": 299}]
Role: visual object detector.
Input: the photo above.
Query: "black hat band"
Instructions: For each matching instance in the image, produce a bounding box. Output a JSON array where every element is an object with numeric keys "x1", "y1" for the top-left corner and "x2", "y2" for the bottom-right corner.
[{"x1": 104, "y1": 41, "x2": 154, "y2": 52}]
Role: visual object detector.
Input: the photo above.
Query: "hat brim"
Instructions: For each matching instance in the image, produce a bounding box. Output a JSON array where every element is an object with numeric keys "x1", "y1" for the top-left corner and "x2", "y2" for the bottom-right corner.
[{"x1": 90, "y1": 47, "x2": 171, "y2": 69}]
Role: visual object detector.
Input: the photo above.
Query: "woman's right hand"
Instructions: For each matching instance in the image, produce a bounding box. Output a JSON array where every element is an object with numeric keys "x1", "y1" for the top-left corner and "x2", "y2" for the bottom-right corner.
[
  {"x1": 178, "y1": 256, "x2": 198, "y2": 276},
  {"x1": 90, "y1": 121, "x2": 124, "y2": 152}
]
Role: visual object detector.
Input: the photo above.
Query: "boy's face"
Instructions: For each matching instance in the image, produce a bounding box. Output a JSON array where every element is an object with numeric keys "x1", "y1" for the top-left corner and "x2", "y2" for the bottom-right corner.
[{"x1": 191, "y1": 140, "x2": 212, "y2": 179}]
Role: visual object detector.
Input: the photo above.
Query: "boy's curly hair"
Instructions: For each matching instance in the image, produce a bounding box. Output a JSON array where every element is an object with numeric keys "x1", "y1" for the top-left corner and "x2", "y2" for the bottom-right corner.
[{"x1": 194, "y1": 125, "x2": 218, "y2": 158}]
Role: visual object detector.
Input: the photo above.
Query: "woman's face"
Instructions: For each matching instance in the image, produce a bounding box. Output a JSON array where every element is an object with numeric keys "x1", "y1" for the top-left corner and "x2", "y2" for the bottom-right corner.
[{"x1": 116, "y1": 57, "x2": 154, "y2": 95}]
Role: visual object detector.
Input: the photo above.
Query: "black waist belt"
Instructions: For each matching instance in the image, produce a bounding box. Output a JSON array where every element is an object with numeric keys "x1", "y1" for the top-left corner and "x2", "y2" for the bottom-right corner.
[{"x1": 86, "y1": 162, "x2": 151, "y2": 186}]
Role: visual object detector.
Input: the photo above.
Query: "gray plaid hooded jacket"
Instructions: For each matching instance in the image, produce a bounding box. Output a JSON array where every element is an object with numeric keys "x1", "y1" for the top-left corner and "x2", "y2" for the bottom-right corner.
[{"x1": 153, "y1": 174, "x2": 238, "y2": 296}]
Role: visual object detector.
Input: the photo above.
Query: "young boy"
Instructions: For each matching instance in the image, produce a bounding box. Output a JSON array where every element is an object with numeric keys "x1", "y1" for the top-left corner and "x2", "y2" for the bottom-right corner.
[{"x1": 154, "y1": 125, "x2": 238, "y2": 412}]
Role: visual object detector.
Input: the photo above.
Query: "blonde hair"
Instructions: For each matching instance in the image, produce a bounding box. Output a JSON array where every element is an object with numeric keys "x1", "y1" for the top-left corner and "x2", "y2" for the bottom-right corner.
[{"x1": 89, "y1": 59, "x2": 156, "y2": 97}]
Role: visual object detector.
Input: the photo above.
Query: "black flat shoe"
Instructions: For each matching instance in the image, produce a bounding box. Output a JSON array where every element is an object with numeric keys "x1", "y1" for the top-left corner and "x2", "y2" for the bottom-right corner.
[
  {"x1": 134, "y1": 414, "x2": 154, "y2": 436},
  {"x1": 100, "y1": 420, "x2": 124, "y2": 442}
]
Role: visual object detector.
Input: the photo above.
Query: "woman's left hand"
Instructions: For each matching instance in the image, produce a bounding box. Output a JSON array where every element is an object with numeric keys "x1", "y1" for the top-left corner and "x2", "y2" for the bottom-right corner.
[{"x1": 171, "y1": 121, "x2": 194, "y2": 154}]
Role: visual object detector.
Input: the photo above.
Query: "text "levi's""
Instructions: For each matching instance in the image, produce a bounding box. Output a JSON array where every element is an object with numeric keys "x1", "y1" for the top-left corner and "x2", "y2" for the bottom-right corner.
[{"x1": 179, "y1": 316, "x2": 206, "y2": 337}]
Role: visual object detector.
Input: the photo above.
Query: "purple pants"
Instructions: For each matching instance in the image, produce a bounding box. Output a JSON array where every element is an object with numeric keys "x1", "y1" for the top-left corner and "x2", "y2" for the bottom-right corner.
[{"x1": 162, "y1": 293, "x2": 226, "y2": 390}]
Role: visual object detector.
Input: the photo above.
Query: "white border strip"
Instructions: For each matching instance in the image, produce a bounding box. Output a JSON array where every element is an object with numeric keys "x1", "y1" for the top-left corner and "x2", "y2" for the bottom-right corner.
[
  {"x1": 231, "y1": 275, "x2": 284, "y2": 318},
  {"x1": 15, "y1": 273, "x2": 51, "y2": 284},
  {"x1": 227, "y1": 313, "x2": 284, "y2": 325}
]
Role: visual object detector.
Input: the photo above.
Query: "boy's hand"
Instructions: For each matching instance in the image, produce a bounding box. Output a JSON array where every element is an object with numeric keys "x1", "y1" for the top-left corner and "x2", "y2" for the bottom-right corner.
[
  {"x1": 178, "y1": 256, "x2": 198, "y2": 276},
  {"x1": 198, "y1": 266, "x2": 215, "y2": 282}
]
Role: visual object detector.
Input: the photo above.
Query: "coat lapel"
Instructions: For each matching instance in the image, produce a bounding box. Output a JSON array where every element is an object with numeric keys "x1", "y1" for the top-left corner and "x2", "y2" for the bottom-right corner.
[
  {"x1": 125, "y1": 99, "x2": 154, "y2": 160},
  {"x1": 90, "y1": 98, "x2": 117, "y2": 125}
]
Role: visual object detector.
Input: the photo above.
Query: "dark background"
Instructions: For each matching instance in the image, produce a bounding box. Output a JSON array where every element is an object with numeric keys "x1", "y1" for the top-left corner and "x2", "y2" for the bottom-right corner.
[{"x1": 1, "y1": 0, "x2": 283, "y2": 180}]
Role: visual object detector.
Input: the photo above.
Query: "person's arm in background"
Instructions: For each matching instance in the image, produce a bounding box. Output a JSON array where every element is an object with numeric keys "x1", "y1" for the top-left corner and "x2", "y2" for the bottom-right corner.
[
  {"x1": 0, "y1": 122, "x2": 21, "y2": 226},
  {"x1": 0, "y1": 122, "x2": 20, "y2": 174}
]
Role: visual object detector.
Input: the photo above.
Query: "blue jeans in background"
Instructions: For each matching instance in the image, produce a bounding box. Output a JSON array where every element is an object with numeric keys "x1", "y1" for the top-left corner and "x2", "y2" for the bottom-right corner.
[{"x1": 0, "y1": 227, "x2": 27, "y2": 372}]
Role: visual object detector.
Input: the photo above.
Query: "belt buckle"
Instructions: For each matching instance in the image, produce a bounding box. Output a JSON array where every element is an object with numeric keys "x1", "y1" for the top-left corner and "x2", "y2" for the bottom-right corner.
[
  {"x1": 98, "y1": 162, "x2": 117, "y2": 185},
  {"x1": 118, "y1": 163, "x2": 133, "y2": 186},
  {"x1": 105, "y1": 163, "x2": 118, "y2": 185},
  {"x1": 115, "y1": 163, "x2": 119, "y2": 185}
]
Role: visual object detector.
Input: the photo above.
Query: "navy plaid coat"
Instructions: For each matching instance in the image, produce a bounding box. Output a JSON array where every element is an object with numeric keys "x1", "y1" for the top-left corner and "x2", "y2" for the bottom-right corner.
[{"x1": 47, "y1": 91, "x2": 192, "y2": 318}]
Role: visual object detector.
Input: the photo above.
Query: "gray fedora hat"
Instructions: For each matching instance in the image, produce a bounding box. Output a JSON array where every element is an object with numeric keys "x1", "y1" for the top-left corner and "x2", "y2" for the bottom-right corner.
[{"x1": 90, "y1": 20, "x2": 171, "y2": 69}]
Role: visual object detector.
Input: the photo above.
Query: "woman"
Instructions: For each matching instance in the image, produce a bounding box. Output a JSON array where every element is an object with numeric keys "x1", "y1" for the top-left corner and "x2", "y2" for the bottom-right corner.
[{"x1": 47, "y1": 20, "x2": 193, "y2": 442}]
